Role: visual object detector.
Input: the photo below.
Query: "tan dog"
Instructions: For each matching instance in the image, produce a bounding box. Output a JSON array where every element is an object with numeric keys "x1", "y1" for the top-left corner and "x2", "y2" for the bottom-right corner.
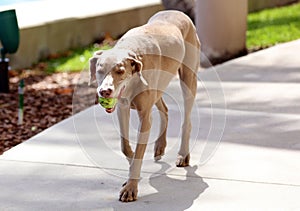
[{"x1": 89, "y1": 10, "x2": 200, "y2": 202}]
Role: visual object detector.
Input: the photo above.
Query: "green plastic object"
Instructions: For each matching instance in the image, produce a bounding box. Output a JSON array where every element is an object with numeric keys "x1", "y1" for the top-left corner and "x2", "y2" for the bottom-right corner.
[
  {"x1": 0, "y1": 9, "x2": 20, "y2": 58},
  {"x1": 98, "y1": 97, "x2": 118, "y2": 109}
]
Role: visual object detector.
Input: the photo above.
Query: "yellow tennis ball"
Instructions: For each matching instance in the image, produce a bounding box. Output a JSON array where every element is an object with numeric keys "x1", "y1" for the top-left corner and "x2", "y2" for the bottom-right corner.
[{"x1": 98, "y1": 97, "x2": 118, "y2": 109}]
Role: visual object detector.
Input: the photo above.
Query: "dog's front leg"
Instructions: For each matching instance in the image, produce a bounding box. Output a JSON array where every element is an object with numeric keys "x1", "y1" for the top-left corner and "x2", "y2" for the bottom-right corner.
[
  {"x1": 117, "y1": 100, "x2": 134, "y2": 162},
  {"x1": 119, "y1": 110, "x2": 152, "y2": 202}
]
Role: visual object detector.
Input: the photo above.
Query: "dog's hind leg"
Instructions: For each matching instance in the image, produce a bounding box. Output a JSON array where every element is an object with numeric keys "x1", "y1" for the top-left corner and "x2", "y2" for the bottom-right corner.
[
  {"x1": 176, "y1": 24, "x2": 200, "y2": 167},
  {"x1": 154, "y1": 97, "x2": 168, "y2": 161},
  {"x1": 177, "y1": 66, "x2": 197, "y2": 167},
  {"x1": 177, "y1": 43, "x2": 199, "y2": 167},
  {"x1": 177, "y1": 64, "x2": 197, "y2": 167}
]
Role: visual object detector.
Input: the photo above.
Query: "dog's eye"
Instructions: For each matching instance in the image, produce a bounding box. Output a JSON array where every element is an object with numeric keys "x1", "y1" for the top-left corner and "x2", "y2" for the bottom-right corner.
[
  {"x1": 130, "y1": 60, "x2": 136, "y2": 67},
  {"x1": 115, "y1": 67, "x2": 125, "y2": 75}
]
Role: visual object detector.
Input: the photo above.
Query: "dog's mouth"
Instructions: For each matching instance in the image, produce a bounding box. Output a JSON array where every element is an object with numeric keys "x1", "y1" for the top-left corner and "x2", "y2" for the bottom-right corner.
[
  {"x1": 105, "y1": 107, "x2": 115, "y2": 113},
  {"x1": 101, "y1": 86, "x2": 125, "y2": 113}
]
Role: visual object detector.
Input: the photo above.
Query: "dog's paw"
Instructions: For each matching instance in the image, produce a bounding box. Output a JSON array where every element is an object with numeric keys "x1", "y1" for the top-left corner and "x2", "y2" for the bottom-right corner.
[
  {"x1": 119, "y1": 179, "x2": 138, "y2": 202},
  {"x1": 154, "y1": 140, "x2": 166, "y2": 161},
  {"x1": 176, "y1": 154, "x2": 190, "y2": 167}
]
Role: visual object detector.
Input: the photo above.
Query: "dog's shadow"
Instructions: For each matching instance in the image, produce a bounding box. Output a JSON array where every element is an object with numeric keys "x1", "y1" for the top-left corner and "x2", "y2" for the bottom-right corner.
[{"x1": 141, "y1": 162, "x2": 208, "y2": 210}]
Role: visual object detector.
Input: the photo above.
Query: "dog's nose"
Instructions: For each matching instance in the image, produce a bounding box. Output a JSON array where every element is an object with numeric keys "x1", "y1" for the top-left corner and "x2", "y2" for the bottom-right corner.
[{"x1": 99, "y1": 88, "x2": 112, "y2": 98}]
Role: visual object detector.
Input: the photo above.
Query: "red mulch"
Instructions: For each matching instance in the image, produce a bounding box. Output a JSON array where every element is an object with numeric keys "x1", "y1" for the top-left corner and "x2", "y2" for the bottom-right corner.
[{"x1": 0, "y1": 71, "x2": 83, "y2": 155}]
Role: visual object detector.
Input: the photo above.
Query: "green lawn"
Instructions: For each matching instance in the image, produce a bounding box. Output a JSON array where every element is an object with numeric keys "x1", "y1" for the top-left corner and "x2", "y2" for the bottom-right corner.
[
  {"x1": 44, "y1": 44, "x2": 111, "y2": 73},
  {"x1": 247, "y1": 2, "x2": 300, "y2": 49}
]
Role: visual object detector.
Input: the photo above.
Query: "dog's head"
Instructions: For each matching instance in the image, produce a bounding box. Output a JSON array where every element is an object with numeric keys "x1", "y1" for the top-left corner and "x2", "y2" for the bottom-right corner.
[{"x1": 89, "y1": 49, "x2": 148, "y2": 113}]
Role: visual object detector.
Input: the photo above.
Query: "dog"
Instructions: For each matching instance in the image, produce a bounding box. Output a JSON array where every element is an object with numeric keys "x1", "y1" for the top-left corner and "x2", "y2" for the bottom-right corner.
[{"x1": 89, "y1": 10, "x2": 200, "y2": 202}]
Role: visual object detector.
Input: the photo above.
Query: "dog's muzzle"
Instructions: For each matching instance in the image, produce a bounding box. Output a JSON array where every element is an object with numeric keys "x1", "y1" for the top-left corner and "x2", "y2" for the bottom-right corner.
[{"x1": 97, "y1": 85, "x2": 125, "y2": 113}]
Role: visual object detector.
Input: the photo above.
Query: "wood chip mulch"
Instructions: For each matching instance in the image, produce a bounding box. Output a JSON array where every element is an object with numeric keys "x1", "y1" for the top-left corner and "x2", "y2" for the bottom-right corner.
[{"x1": 0, "y1": 71, "x2": 87, "y2": 155}]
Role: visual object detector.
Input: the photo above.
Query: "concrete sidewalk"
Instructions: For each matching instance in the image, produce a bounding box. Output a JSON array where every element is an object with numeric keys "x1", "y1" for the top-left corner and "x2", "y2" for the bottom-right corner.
[{"x1": 1, "y1": 40, "x2": 300, "y2": 210}]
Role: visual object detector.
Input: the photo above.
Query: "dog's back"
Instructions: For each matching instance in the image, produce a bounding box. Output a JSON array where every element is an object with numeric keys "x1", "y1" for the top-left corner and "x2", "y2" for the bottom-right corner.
[
  {"x1": 148, "y1": 10, "x2": 192, "y2": 36},
  {"x1": 116, "y1": 11, "x2": 199, "y2": 64},
  {"x1": 148, "y1": 10, "x2": 200, "y2": 49}
]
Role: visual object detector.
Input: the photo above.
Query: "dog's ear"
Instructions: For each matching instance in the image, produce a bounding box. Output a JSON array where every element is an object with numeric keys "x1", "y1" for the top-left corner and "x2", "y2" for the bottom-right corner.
[
  {"x1": 128, "y1": 53, "x2": 148, "y2": 86},
  {"x1": 89, "y1": 57, "x2": 98, "y2": 86},
  {"x1": 127, "y1": 51, "x2": 142, "y2": 72},
  {"x1": 88, "y1": 50, "x2": 103, "y2": 85},
  {"x1": 130, "y1": 57, "x2": 143, "y2": 73}
]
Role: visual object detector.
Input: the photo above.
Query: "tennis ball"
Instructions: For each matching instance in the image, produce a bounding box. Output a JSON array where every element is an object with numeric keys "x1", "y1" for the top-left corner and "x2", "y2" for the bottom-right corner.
[{"x1": 98, "y1": 97, "x2": 118, "y2": 109}]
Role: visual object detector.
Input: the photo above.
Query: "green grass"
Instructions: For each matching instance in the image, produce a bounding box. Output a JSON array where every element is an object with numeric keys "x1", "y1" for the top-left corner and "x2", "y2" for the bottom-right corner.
[
  {"x1": 44, "y1": 44, "x2": 111, "y2": 73},
  {"x1": 247, "y1": 2, "x2": 300, "y2": 49}
]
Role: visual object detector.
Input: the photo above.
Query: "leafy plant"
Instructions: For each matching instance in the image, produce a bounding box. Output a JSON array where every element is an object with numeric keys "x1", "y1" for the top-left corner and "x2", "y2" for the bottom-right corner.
[{"x1": 44, "y1": 44, "x2": 111, "y2": 73}]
